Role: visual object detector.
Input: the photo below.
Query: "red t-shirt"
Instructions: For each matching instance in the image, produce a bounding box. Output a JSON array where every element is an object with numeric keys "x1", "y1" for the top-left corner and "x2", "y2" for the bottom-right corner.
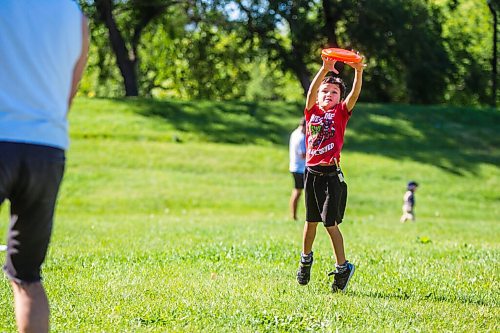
[{"x1": 304, "y1": 102, "x2": 351, "y2": 166}]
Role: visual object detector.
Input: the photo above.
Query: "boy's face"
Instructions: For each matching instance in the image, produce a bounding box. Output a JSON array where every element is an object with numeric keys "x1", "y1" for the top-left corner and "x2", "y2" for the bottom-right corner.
[{"x1": 317, "y1": 83, "x2": 341, "y2": 110}]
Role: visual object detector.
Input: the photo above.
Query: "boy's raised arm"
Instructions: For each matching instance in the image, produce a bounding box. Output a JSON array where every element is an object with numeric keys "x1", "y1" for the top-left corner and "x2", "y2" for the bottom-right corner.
[
  {"x1": 305, "y1": 56, "x2": 338, "y2": 111},
  {"x1": 344, "y1": 60, "x2": 366, "y2": 112}
]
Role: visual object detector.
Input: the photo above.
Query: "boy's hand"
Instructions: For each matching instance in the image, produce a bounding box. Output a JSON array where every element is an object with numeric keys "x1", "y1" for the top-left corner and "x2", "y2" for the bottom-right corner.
[
  {"x1": 321, "y1": 55, "x2": 339, "y2": 74},
  {"x1": 346, "y1": 61, "x2": 366, "y2": 71},
  {"x1": 345, "y1": 53, "x2": 366, "y2": 72}
]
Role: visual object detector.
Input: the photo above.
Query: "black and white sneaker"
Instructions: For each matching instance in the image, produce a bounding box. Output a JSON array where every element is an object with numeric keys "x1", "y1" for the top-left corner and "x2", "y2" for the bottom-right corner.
[
  {"x1": 329, "y1": 261, "x2": 355, "y2": 292},
  {"x1": 296, "y1": 256, "x2": 313, "y2": 285}
]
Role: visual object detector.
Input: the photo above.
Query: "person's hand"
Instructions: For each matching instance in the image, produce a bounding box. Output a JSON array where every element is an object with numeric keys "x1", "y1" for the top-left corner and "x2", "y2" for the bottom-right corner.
[
  {"x1": 346, "y1": 61, "x2": 366, "y2": 72},
  {"x1": 322, "y1": 55, "x2": 339, "y2": 74},
  {"x1": 345, "y1": 52, "x2": 366, "y2": 72}
]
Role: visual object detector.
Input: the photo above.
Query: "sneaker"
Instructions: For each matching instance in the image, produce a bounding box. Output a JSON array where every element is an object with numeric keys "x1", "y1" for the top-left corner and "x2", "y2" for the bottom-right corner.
[
  {"x1": 329, "y1": 261, "x2": 355, "y2": 292},
  {"x1": 296, "y1": 257, "x2": 313, "y2": 285}
]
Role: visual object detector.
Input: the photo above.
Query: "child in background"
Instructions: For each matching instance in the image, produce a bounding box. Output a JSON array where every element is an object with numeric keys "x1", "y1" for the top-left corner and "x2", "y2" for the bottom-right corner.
[
  {"x1": 400, "y1": 181, "x2": 419, "y2": 223},
  {"x1": 296, "y1": 53, "x2": 365, "y2": 292}
]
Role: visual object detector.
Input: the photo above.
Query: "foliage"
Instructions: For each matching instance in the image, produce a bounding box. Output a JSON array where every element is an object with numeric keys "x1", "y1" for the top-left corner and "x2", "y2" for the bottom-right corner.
[
  {"x1": 77, "y1": 0, "x2": 496, "y2": 105},
  {"x1": 245, "y1": 56, "x2": 304, "y2": 101},
  {"x1": 140, "y1": 15, "x2": 254, "y2": 100},
  {"x1": 433, "y1": 0, "x2": 494, "y2": 105},
  {"x1": 341, "y1": 0, "x2": 454, "y2": 104}
]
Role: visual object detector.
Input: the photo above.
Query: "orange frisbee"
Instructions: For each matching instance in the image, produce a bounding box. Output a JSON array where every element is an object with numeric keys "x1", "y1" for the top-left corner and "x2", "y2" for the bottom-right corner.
[{"x1": 321, "y1": 48, "x2": 362, "y2": 63}]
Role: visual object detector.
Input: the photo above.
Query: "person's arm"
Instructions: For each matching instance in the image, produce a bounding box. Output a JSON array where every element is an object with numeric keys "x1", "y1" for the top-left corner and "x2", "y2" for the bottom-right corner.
[
  {"x1": 68, "y1": 15, "x2": 89, "y2": 109},
  {"x1": 305, "y1": 56, "x2": 338, "y2": 111},
  {"x1": 344, "y1": 59, "x2": 366, "y2": 112}
]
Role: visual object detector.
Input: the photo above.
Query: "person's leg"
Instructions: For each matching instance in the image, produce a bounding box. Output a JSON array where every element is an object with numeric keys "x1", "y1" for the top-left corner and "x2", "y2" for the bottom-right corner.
[
  {"x1": 325, "y1": 224, "x2": 346, "y2": 266},
  {"x1": 323, "y1": 174, "x2": 354, "y2": 292},
  {"x1": 11, "y1": 281, "x2": 49, "y2": 333},
  {"x1": 289, "y1": 188, "x2": 302, "y2": 220},
  {"x1": 326, "y1": 223, "x2": 355, "y2": 292},
  {"x1": 323, "y1": 175, "x2": 348, "y2": 265},
  {"x1": 302, "y1": 221, "x2": 319, "y2": 255},
  {"x1": 3, "y1": 144, "x2": 64, "y2": 333},
  {"x1": 297, "y1": 221, "x2": 319, "y2": 285},
  {"x1": 297, "y1": 170, "x2": 324, "y2": 285},
  {"x1": 290, "y1": 172, "x2": 304, "y2": 220},
  {"x1": 400, "y1": 206, "x2": 408, "y2": 223}
]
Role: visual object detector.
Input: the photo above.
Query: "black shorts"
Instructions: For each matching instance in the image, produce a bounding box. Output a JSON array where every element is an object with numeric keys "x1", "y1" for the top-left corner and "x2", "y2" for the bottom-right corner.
[
  {"x1": 0, "y1": 142, "x2": 65, "y2": 284},
  {"x1": 291, "y1": 172, "x2": 304, "y2": 189},
  {"x1": 304, "y1": 165, "x2": 347, "y2": 227}
]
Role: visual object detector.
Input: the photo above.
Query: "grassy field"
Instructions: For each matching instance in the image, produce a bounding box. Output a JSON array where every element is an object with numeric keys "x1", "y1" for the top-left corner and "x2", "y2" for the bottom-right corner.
[{"x1": 0, "y1": 97, "x2": 498, "y2": 332}]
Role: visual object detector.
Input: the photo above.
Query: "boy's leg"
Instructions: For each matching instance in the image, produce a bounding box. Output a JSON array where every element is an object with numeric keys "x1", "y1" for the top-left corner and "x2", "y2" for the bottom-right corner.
[
  {"x1": 11, "y1": 281, "x2": 49, "y2": 333},
  {"x1": 323, "y1": 175, "x2": 348, "y2": 265},
  {"x1": 323, "y1": 176, "x2": 354, "y2": 292},
  {"x1": 302, "y1": 221, "x2": 319, "y2": 255},
  {"x1": 297, "y1": 221, "x2": 319, "y2": 285},
  {"x1": 325, "y1": 224, "x2": 346, "y2": 266},
  {"x1": 298, "y1": 169, "x2": 323, "y2": 285},
  {"x1": 326, "y1": 225, "x2": 355, "y2": 292}
]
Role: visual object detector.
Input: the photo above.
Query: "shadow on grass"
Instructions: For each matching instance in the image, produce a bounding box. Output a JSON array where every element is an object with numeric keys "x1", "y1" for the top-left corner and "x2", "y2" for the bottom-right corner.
[
  {"x1": 125, "y1": 98, "x2": 303, "y2": 145},
  {"x1": 114, "y1": 98, "x2": 499, "y2": 175},
  {"x1": 346, "y1": 104, "x2": 500, "y2": 175},
  {"x1": 352, "y1": 288, "x2": 495, "y2": 307}
]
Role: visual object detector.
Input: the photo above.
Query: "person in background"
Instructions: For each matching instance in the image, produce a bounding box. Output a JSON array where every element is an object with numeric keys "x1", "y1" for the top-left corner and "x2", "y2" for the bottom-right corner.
[
  {"x1": 400, "y1": 181, "x2": 419, "y2": 223},
  {"x1": 0, "y1": 1, "x2": 89, "y2": 331},
  {"x1": 289, "y1": 117, "x2": 307, "y2": 220}
]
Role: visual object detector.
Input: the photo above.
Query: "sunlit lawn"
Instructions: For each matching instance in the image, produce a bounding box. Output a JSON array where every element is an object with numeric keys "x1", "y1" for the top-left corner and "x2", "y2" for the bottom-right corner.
[{"x1": 0, "y1": 98, "x2": 498, "y2": 332}]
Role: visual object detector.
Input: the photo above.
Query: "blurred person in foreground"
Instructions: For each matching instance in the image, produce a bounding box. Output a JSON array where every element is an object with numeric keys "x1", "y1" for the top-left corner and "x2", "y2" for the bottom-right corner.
[
  {"x1": 289, "y1": 117, "x2": 306, "y2": 220},
  {"x1": 0, "y1": 1, "x2": 89, "y2": 331}
]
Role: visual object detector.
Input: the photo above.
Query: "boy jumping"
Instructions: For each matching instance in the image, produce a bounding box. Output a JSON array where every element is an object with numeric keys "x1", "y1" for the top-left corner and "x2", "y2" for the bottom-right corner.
[{"x1": 297, "y1": 53, "x2": 365, "y2": 292}]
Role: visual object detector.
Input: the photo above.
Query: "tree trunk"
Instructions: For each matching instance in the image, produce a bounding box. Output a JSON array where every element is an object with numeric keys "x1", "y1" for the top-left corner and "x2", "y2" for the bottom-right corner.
[
  {"x1": 322, "y1": 0, "x2": 342, "y2": 48},
  {"x1": 488, "y1": 2, "x2": 497, "y2": 107},
  {"x1": 96, "y1": 0, "x2": 138, "y2": 96},
  {"x1": 289, "y1": 44, "x2": 312, "y2": 96}
]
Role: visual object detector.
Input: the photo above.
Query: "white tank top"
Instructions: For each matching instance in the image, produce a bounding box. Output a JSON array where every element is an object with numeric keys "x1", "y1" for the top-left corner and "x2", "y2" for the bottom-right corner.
[{"x1": 0, "y1": 0, "x2": 83, "y2": 150}]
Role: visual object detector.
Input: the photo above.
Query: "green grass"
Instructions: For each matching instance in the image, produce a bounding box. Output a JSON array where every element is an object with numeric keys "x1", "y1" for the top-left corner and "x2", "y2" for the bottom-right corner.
[{"x1": 0, "y1": 97, "x2": 498, "y2": 332}]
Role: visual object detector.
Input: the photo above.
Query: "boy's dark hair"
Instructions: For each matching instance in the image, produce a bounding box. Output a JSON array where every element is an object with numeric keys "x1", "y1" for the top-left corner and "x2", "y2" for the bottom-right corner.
[{"x1": 321, "y1": 76, "x2": 346, "y2": 100}]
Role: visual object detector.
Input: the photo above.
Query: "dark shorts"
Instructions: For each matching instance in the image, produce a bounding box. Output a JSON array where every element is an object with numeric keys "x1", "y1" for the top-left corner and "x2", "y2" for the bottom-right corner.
[
  {"x1": 291, "y1": 172, "x2": 304, "y2": 189},
  {"x1": 0, "y1": 142, "x2": 65, "y2": 284},
  {"x1": 304, "y1": 165, "x2": 347, "y2": 227}
]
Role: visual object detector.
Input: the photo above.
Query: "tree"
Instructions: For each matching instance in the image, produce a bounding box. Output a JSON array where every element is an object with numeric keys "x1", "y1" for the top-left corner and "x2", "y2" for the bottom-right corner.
[
  {"x1": 136, "y1": 1, "x2": 257, "y2": 100},
  {"x1": 78, "y1": 0, "x2": 494, "y2": 105},
  {"x1": 233, "y1": 0, "x2": 323, "y2": 95},
  {"x1": 228, "y1": 0, "x2": 455, "y2": 104},
  {"x1": 81, "y1": 0, "x2": 185, "y2": 96},
  {"x1": 432, "y1": 0, "x2": 494, "y2": 105},
  {"x1": 324, "y1": 0, "x2": 453, "y2": 104}
]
